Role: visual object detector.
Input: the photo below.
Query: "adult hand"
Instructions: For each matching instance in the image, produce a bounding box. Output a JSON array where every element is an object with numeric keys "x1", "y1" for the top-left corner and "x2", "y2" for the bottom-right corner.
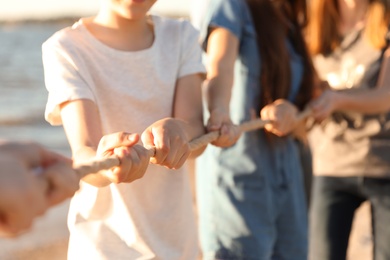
[{"x1": 0, "y1": 141, "x2": 79, "y2": 237}]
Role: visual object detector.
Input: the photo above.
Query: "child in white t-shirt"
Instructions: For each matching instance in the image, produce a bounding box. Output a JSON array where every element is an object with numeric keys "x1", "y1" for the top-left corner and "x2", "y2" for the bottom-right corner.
[{"x1": 42, "y1": 0, "x2": 206, "y2": 259}]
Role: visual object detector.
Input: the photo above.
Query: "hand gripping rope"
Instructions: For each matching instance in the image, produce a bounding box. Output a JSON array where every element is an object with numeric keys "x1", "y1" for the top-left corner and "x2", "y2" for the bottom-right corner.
[{"x1": 74, "y1": 108, "x2": 312, "y2": 178}]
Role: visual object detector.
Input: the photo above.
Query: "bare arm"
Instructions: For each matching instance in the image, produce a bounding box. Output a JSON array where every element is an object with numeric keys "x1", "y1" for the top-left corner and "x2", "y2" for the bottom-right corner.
[
  {"x1": 204, "y1": 27, "x2": 242, "y2": 147},
  {"x1": 60, "y1": 99, "x2": 150, "y2": 187},
  {"x1": 311, "y1": 87, "x2": 390, "y2": 122},
  {"x1": 311, "y1": 50, "x2": 390, "y2": 121},
  {"x1": 205, "y1": 27, "x2": 238, "y2": 112},
  {"x1": 173, "y1": 73, "x2": 206, "y2": 158},
  {"x1": 333, "y1": 88, "x2": 390, "y2": 113},
  {"x1": 141, "y1": 72, "x2": 206, "y2": 169}
]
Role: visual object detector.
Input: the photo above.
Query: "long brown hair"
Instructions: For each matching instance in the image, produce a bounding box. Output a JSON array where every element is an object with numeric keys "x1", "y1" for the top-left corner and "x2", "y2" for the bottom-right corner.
[
  {"x1": 246, "y1": 0, "x2": 315, "y2": 110},
  {"x1": 306, "y1": 0, "x2": 390, "y2": 55}
]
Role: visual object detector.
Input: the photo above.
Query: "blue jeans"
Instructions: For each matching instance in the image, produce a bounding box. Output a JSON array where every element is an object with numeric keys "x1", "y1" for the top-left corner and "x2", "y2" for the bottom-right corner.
[{"x1": 309, "y1": 176, "x2": 390, "y2": 260}]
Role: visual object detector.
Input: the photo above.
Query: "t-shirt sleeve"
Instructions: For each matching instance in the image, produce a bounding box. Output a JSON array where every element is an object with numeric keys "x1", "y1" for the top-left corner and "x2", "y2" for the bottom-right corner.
[
  {"x1": 198, "y1": 0, "x2": 245, "y2": 50},
  {"x1": 42, "y1": 37, "x2": 94, "y2": 126},
  {"x1": 177, "y1": 21, "x2": 207, "y2": 78}
]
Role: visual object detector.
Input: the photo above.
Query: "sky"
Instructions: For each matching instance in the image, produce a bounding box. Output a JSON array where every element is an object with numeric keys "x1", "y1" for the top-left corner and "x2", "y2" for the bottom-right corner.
[{"x1": 0, "y1": 0, "x2": 191, "y2": 21}]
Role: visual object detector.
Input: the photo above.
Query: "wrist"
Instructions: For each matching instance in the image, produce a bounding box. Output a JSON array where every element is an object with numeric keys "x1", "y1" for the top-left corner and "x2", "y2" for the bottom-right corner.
[{"x1": 208, "y1": 106, "x2": 230, "y2": 116}]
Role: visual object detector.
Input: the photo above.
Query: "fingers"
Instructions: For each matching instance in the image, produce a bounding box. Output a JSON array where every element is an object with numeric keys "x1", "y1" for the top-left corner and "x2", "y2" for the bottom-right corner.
[
  {"x1": 261, "y1": 104, "x2": 279, "y2": 134},
  {"x1": 94, "y1": 131, "x2": 151, "y2": 184},
  {"x1": 206, "y1": 116, "x2": 223, "y2": 132},
  {"x1": 207, "y1": 109, "x2": 240, "y2": 147},
  {"x1": 141, "y1": 118, "x2": 191, "y2": 169},
  {"x1": 104, "y1": 148, "x2": 133, "y2": 183},
  {"x1": 145, "y1": 125, "x2": 170, "y2": 165},
  {"x1": 162, "y1": 138, "x2": 190, "y2": 169},
  {"x1": 129, "y1": 145, "x2": 150, "y2": 179},
  {"x1": 97, "y1": 132, "x2": 140, "y2": 156},
  {"x1": 211, "y1": 123, "x2": 241, "y2": 147},
  {"x1": 103, "y1": 145, "x2": 150, "y2": 184},
  {"x1": 152, "y1": 134, "x2": 190, "y2": 169},
  {"x1": 261, "y1": 100, "x2": 298, "y2": 136}
]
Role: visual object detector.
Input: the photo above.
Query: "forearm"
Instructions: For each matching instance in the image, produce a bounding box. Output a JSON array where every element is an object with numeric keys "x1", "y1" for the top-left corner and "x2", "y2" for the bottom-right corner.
[
  {"x1": 171, "y1": 117, "x2": 206, "y2": 158},
  {"x1": 205, "y1": 26, "x2": 237, "y2": 114},
  {"x1": 205, "y1": 75, "x2": 233, "y2": 113},
  {"x1": 188, "y1": 122, "x2": 207, "y2": 158},
  {"x1": 335, "y1": 88, "x2": 390, "y2": 114}
]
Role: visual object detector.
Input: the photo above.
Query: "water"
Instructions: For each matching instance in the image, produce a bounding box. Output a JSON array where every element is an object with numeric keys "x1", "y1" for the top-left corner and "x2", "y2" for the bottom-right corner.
[{"x1": 0, "y1": 21, "x2": 76, "y2": 156}]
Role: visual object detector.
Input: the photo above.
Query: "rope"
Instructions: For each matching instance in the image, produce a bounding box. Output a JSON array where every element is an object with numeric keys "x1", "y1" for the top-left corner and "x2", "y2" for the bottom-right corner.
[{"x1": 74, "y1": 107, "x2": 312, "y2": 178}]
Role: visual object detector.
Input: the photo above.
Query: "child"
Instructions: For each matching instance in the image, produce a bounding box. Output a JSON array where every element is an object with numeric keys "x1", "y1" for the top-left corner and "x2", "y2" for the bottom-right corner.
[{"x1": 42, "y1": 0, "x2": 206, "y2": 259}]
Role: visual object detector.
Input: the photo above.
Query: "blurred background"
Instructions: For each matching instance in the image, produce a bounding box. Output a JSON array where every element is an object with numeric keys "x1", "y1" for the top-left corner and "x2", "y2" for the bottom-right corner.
[
  {"x1": 0, "y1": 0, "x2": 191, "y2": 20},
  {"x1": 0, "y1": 1, "x2": 372, "y2": 259}
]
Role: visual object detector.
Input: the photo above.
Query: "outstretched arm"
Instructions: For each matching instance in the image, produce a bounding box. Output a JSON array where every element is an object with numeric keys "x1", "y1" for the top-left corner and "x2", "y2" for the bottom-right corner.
[
  {"x1": 203, "y1": 27, "x2": 241, "y2": 147},
  {"x1": 141, "y1": 73, "x2": 206, "y2": 169},
  {"x1": 310, "y1": 49, "x2": 390, "y2": 122},
  {"x1": 60, "y1": 99, "x2": 151, "y2": 187}
]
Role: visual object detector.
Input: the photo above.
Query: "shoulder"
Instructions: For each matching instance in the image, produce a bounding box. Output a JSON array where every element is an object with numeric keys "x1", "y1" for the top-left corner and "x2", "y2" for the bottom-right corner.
[
  {"x1": 209, "y1": 0, "x2": 247, "y2": 15},
  {"x1": 153, "y1": 15, "x2": 200, "y2": 44},
  {"x1": 196, "y1": 0, "x2": 251, "y2": 42},
  {"x1": 202, "y1": 0, "x2": 251, "y2": 32},
  {"x1": 42, "y1": 20, "x2": 85, "y2": 52},
  {"x1": 153, "y1": 15, "x2": 198, "y2": 35}
]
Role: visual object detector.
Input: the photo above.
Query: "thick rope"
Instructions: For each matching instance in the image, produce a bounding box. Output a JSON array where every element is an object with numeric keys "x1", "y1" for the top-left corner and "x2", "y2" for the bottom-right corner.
[{"x1": 74, "y1": 107, "x2": 312, "y2": 178}]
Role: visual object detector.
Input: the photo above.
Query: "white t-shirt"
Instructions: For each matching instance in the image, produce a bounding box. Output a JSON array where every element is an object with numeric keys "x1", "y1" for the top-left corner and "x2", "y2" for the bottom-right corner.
[{"x1": 43, "y1": 15, "x2": 205, "y2": 260}]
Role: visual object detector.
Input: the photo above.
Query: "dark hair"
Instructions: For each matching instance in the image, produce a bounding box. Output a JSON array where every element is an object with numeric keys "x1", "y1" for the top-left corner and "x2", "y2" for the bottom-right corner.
[{"x1": 246, "y1": 0, "x2": 315, "y2": 110}]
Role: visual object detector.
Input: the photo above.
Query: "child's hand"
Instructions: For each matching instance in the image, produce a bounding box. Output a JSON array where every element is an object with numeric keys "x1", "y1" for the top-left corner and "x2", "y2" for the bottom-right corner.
[
  {"x1": 0, "y1": 141, "x2": 79, "y2": 237},
  {"x1": 207, "y1": 108, "x2": 241, "y2": 147},
  {"x1": 96, "y1": 132, "x2": 150, "y2": 184},
  {"x1": 260, "y1": 99, "x2": 298, "y2": 136},
  {"x1": 141, "y1": 118, "x2": 191, "y2": 169}
]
